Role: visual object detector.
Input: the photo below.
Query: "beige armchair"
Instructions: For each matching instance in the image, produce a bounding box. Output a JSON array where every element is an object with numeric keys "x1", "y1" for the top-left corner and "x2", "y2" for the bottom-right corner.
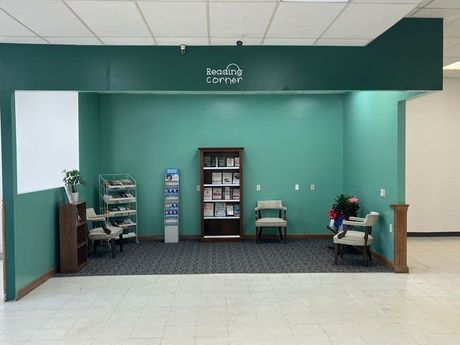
[
  {"x1": 86, "y1": 208, "x2": 123, "y2": 258},
  {"x1": 333, "y1": 211, "x2": 379, "y2": 266},
  {"x1": 255, "y1": 200, "x2": 287, "y2": 243}
]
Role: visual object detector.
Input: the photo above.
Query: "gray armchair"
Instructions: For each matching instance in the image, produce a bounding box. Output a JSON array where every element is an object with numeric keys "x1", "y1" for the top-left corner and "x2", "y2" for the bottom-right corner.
[{"x1": 255, "y1": 200, "x2": 287, "y2": 243}]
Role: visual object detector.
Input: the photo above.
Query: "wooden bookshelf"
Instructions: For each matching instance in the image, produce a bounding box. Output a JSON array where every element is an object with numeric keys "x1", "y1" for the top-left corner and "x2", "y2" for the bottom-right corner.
[
  {"x1": 199, "y1": 147, "x2": 244, "y2": 242},
  {"x1": 59, "y1": 202, "x2": 88, "y2": 273}
]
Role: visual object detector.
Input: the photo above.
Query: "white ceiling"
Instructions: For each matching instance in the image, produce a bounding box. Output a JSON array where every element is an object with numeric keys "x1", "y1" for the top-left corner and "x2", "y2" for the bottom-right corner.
[
  {"x1": 0, "y1": 0, "x2": 422, "y2": 47},
  {"x1": 410, "y1": 0, "x2": 460, "y2": 78}
]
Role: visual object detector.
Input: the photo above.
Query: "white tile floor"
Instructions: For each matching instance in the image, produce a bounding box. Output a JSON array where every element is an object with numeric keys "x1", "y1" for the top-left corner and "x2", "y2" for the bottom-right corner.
[{"x1": 1, "y1": 238, "x2": 460, "y2": 345}]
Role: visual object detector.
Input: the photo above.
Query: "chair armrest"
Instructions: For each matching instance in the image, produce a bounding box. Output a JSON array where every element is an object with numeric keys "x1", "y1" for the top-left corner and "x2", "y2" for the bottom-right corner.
[
  {"x1": 343, "y1": 220, "x2": 366, "y2": 226},
  {"x1": 349, "y1": 216, "x2": 365, "y2": 222}
]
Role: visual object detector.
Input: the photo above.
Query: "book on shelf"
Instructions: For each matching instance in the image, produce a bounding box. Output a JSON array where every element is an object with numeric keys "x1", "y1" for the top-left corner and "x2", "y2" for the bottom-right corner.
[
  {"x1": 223, "y1": 187, "x2": 231, "y2": 200},
  {"x1": 226, "y1": 157, "x2": 234, "y2": 167},
  {"x1": 222, "y1": 172, "x2": 232, "y2": 184},
  {"x1": 210, "y1": 156, "x2": 217, "y2": 167},
  {"x1": 232, "y1": 188, "x2": 240, "y2": 200},
  {"x1": 235, "y1": 157, "x2": 240, "y2": 167},
  {"x1": 121, "y1": 179, "x2": 134, "y2": 185},
  {"x1": 215, "y1": 203, "x2": 226, "y2": 217},
  {"x1": 212, "y1": 188, "x2": 222, "y2": 200},
  {"x1": 212, "y1": 172, "x2": 222, "y2": 184},
  {"x1": 232, "y1": 173, "x2": 240, "y2": 185},
  {"x1": 203, "y1": 187, "x2": 212, "y2": 200},
  {"x1": 204, "y1": 203, "x2": 214, "y2": 217},
  {"x1": 226, "y1": 204, "x2": 234, "y2": 216},
  {"x1": 233, "y1": 204, "x2": 240, "y2": 217},
  {"x1": 203, "y1": 156, "x2": 211, "y2": 167},
  {"x1": 218, "y1": 157, "x2": 226, "y2": 167}
]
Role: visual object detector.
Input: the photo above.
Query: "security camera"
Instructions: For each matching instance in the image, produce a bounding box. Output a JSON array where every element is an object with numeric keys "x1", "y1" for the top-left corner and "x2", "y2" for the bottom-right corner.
[
  {"x1": 180, "y1": 44, "x2": 186, "y2": 55},
  {"x1": 236, "y1": 40, "x2": 243, "y2": 46}
]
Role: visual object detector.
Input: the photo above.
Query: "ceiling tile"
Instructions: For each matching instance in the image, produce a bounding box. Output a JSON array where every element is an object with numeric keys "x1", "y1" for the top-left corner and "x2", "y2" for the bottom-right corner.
[
  {"x1": 156, "y1": 37, "x2": 209, "y2": 46},
  {"x1": 412, "y1": 8, "x2": 460, "y2": 27},
  {"x1": 323, "y1": 3, "x2": 416, "y2": 39},
  {"x1": 417, "y1": 0, "x2": 433, "y2": 7},
  {"x1": 0, "y1": 36, "x2": 44, "y2": 43},
  {"x1": 67, "y1": 0, "x2": 149, "y2": 37},
  {"x1": 352, "y1": 0, "x2": 420, "y2": 3},
  {"x1": 316, "y1": 38, "x2": 370, "y2": 46},
  {"x1": 139, "y1": 1, "x2": 207, "y2": 37},
  {"x1": 102, "y1": 37, "x2": 155, "y2": 45},
  {"x1": 210, "y1": 37, "x2": 263, "y2": 45},
  {"x1": 268, "y1": 3, "x2": 346, "y2": 38},
  {"x1": 0, "y1": 9, "x2": 35, "y2": 36},
  {"x1": 210, "y1": 2, "x2": 276, "y2": 38},
  {"x1": 428, "y1": 0, "x2": 460, "y2": 9},
  {"x1": 46, "y1": 37, "x2": 101, "y2": 45},
  {"x1": 0, "y1": 0, "x2": 91, "y2": 37},
  {"x1": 264, "y1": 38, "x2": 316, "y2": 46}
]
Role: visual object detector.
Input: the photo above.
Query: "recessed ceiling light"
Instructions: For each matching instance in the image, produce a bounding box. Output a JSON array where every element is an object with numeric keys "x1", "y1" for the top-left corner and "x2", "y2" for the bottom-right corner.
[
  {"x1": 281, "y1": 0, "x2": 349, "y2": 2},
  {"x1": 443, "y1": 61, "x2": 460, "y2": 70}
]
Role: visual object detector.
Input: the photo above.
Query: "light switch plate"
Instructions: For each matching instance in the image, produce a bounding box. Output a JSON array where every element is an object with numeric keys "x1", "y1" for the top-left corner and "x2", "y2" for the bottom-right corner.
[
  {"x1": 389, "y1": 224, "x2": 393, "y2": 233},
  {"x1": 380, "y1": 188, "x2": 386, "y2": 198},
  {"x1": 196, "y1": 185, "x2": 200, "y2": 192},
  {"x1": 256, "y1": 184, "x2": 261, "y2": 191}
]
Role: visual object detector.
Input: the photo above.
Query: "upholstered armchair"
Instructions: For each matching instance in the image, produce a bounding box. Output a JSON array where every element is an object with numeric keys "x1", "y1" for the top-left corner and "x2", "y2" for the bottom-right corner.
[
  {"x1": 333, "y1": 211, "x2": 379, "y2": 266},
  {"x1": 255, "y1": 200, "x2": 287, "y2": 243}
]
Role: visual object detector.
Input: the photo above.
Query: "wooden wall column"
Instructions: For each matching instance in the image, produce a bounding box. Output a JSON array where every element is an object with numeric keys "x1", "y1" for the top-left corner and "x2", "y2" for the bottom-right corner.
[{"x1": 390, "y1": 204, "x2": 409, "y2": 273}]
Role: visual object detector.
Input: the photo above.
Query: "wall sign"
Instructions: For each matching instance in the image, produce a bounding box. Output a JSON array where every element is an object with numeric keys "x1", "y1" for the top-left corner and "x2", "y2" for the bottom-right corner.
[{"x1": 205, "y1": 63, "x2": 243, "y2": 85}]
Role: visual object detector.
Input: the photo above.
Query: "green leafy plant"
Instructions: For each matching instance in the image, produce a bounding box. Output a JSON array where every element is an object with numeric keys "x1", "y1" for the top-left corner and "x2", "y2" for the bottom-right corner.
[
  {"x1": 62, "y1": 169, "x2": 85, "y2": 193},
  {"x1": 330, "y1": 194, "x2": 360, "y2": 219}
]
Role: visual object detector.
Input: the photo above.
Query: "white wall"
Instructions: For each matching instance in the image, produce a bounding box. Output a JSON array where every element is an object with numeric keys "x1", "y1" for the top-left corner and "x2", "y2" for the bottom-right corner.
[
  {"x1": 15, "y1": 91, "x2": 79, "y2": 194},
  {"x1": 406, "y1": 78, "x2": 460, "y2": 232}
]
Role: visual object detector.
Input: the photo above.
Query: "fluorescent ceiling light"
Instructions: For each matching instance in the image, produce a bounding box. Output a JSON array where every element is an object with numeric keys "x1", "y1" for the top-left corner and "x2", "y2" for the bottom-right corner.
[
  {"x1": 281, "y1": 0, "x2": 349, "y2": 2},
  {"x1": 443, "y1": 61, "x2": 460, "y2": 70}
]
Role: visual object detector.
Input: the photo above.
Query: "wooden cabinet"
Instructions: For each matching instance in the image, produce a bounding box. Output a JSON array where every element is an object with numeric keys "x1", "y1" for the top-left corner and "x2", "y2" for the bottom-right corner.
[
  {"x1": 59, "y1": 202, "x2": 88, "y2": 273},
  {"x1": 199, "y1": 147, "x2": 244, "y2": 241}
]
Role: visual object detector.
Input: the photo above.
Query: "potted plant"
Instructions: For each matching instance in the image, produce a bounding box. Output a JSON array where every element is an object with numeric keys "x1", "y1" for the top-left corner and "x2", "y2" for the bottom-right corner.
[
  {"x1": 62, "y1": 169, "x2": 85, "y2": 203},
  {"x1": 328, "y1": 194, "x2": 360, "y2": 230}
]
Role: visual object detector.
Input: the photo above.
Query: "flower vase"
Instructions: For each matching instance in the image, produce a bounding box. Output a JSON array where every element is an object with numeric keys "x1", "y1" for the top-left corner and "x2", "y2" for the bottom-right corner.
[{"x1": 71, "y1": 192, "x2": 79, "y2": 203}]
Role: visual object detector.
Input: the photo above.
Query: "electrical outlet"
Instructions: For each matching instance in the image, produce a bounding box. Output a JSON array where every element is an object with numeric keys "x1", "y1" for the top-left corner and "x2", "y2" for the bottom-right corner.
[
  {"x1": 310, "y1": 184, "x2": 316, "y2": 191},
  {"x1": 389, "y1": 224, "x2": 393, "y2": 233},
  {"x1": 256, "y1": 184, "x2": 261, "y2": 191},
  {"x1": 196, "y1": 185, "x2": 200, "y2": 192},
  {"x1": 380, "y1": 188, "x2": 386, "y2": 198},
  {"x1": 295, "y1": 184, "x2": 299, "y2": 191}
]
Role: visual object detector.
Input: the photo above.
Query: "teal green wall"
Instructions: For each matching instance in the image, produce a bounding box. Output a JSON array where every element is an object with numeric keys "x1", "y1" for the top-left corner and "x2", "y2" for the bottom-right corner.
[
  {"x1": 79, "y1": 93, "x2": 101, "y2": 209},
  {"x1": 343, "y1": 92, "x2": 415, "y2": 260},
  {"x1": 98, "y1": 94, "x2": 343, "y2": 236}
]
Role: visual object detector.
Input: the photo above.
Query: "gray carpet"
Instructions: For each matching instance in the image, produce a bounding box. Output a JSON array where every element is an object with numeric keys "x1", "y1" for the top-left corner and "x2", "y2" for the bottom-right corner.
[{"x1": 59, "y1": 239, "x2": 390, "y2": 276}]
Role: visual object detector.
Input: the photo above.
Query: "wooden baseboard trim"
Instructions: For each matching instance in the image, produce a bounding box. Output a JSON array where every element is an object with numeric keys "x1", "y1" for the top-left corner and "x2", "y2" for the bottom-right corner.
[
  {"x1": 138, "y1": 235, "x2": 201, "y2": 241},
  {"x1": 408, "y1": 231, "x2": 460, "y2": 237},
  {"x1": 16, "y1": 267, "x2": 56, "y2": 301},
  {"x1": 139, "y1": 234, "x2": 333, "y2": 241},
  {"x1": 370, "y1": 250, "x2": 397, "y2": 272}
]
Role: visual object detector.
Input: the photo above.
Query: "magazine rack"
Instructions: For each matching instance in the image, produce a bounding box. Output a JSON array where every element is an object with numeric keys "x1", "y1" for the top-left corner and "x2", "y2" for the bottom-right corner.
[
  {"x1": 99, "y1": 174, "x2": 138, "y2": 242},
  {"x1": 164, "y1": 168, "x2": 180, "y2": 243},
  {"x1": 199, "y1": 147, "x2": 244, "y2": 241}
]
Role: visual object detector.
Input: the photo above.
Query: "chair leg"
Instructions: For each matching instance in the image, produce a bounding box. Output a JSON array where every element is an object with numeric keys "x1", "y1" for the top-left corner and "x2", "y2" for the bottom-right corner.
[
  {"x1": 363, "y1": 246, "x2": 368, "y2": 266},
  {"x1": 256, "y1": 227, "x2": 259, "y2": 243},
  {"x1": 340, "y1": 245, "x2": 344, "y2": 259},
  {"x1": 259, "y1": 228, "x2": 263, "y2": 241},
  {"x1": 278, "y1": 227, "x2": 283, "y2": 242},
  {"x1": 284, "y1": 228, "x2": 287, "y2": 243},
  {"x1": 93, "y1": 240, "x2": 98, "y2": 253},
  {"x1": 119, "y1": 234, "x2": 123, "y2": 252},
  {"x1": 334, "y1": 243, "x2": 338, "y2": 265},
  {"x1": 111, "y1": 238, "x2": 116, "y2": 259},
  {"x1": 366, "y1": 246, "x2": 372, "y2": 262}
]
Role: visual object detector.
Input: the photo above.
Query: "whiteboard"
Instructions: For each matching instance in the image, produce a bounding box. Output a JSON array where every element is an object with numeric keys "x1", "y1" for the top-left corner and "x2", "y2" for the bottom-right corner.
[{"x1": 15, "y1": 91, "x2": 79, "y2": 194}]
